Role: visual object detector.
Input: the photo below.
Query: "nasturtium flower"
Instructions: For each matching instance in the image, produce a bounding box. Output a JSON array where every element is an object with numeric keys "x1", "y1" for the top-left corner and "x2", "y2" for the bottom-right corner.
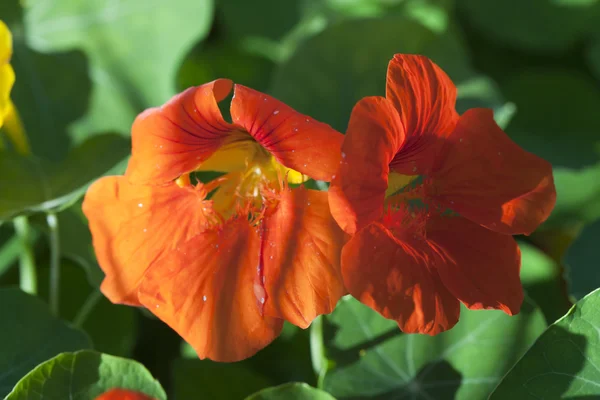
[
  {"x1": 95, "y1": 389, "x2": 156, "y2": 400},
  {"x1": 83, "y1": 79, "x2": 346, "y2": 361},
  {"x1": 329, "y1": 54, "x2": 556, "y2": 334},
  {"x1": 0, "y1": 20, "x2": 29, "y2": 154}
]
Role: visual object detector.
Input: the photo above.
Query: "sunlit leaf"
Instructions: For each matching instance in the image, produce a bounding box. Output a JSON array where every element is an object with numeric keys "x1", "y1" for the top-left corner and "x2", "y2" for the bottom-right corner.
[
  {"x1": 490, "y1": 288, "x2": 600, "y2": 398},
  {"x1": 520, "y1": 241, "x2": 571, "y2": 323},
  {"x1": 246, "y1": 383, "x2": 336, "y2": 400},
  {"x1": 1, "y1": 0, "x2": 91, "y2": 161},
  {"x1": 24, "y1": 0, "x2": 215, "y2": 139},
  {"x1": 322, "y1": 296, "x2": 546, "y2": 399},
  {"x1": 5, "y1": 350, "x2": 166, "y2": 400},
  {"x1": 0, "y1": 287, "x2": 91, "y2": 398},
  {"x1": 0, "y1": 134, "x2": 129, "y2": 221}
]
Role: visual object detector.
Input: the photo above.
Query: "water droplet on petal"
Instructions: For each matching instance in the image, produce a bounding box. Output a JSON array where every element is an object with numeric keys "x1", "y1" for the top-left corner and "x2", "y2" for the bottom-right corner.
[
  {"x1": 293, "y1": 127, "x2": 299, "y2": 132},
  {"x1": 138, "y1": 203, "x2": 143, "y2": 208},
  {"x1": 305, "y1": 118, "x2": 310, "y2": 122},
  {"x1": 341, "y1": 152, "x2": 346, "y2": 158},
  {"x1": 203, "y1": 295, "x2": 207, "y2": 302},
  {"x1": 143, "y1": 228, "x2": 147, "y2": 233},
  {"x1": 260, "y1": 297, "x2": 265, "y2": 304},
  {"x1": 273, "y1": 110, "x2": 280, "y2": 115}
]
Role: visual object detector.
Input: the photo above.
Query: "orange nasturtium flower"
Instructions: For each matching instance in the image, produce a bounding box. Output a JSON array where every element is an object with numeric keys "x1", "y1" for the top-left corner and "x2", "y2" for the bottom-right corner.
[
  {"x1": 329, "y1": 54, "x2": 556, "y2": 334},
  {"x1": 0, "y1": 20, "x2": 29, "y2": 154},
  {"x1": 83, "y1": 79, "x2": 346, "y2": 361},
  {"x1": 95, "y1": 389, "x2": 156, "y2": 400}
]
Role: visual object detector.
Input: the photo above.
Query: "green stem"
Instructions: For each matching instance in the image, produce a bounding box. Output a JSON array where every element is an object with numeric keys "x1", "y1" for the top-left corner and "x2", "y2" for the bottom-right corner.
[
  {"x1": 310, "y1": 315, "x2": 328, "y2": 388},
  {"x1": 73, "y1": 290, "x2": 102, "y2": 328},
  {"x1": 47, "y1": 212, "x2": 60, "y2": 316},
  {"x1": 13, "y1": 216, "x2": 37, "y2": 295}
]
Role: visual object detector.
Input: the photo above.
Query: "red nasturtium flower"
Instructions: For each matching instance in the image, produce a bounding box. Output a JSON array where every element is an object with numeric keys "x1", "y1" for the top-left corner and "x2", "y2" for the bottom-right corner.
[
  {"x1": 329, "y1": 54, "x2": 556, "y2": 334},
  {"x1": 95, "y1": 388, "x2": 156, "y2": 400},
  {"x1": 83, "y1": 79, "x2": 346, "y2": 361}
]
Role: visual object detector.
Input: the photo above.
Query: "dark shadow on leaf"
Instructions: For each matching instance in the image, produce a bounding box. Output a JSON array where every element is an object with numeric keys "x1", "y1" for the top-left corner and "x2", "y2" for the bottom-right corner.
[{"x1": 324, "y1": 316, "x2": 403, "y2": 369}]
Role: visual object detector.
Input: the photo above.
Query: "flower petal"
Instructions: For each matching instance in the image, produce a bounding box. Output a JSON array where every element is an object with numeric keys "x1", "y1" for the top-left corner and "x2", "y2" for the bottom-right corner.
[
  {"x1": 82, "y1": 176, "x2": 215, "y2": 305},
  {"x1": 329, "y1": 96, "x2": 404, "y2": 235},
  {"x1": 341, "y1": 222, "x2": 460, "y2": 335},
  {"x1": 126, "y1": 79, "x2": 236, "y2": 185},
  {"x1": 430, "y1": 108, "x2": 556, "y2": 235},
  {"x1": 262, "y1": 186, "x2": 346, "y2": 328},
  {"x1": 230, "y1": 84, "x2": 344, "y2": 181},
  {"x1": 95, "y1": 389, "x2": 156, "y2": 400},
  {"x1": 386, "y1": 54, "x2": 458, "y2": 175},
  {"x1": 427, "y1": 215, "x2": 523, "y2": 315},
  {"x1": 137, "y1": 218, "x2": 284, "y2": 362}
]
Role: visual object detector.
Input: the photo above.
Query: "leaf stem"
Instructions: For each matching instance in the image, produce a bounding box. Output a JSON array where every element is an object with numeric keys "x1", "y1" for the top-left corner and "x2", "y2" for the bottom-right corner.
[
  {"x1": 47, "y1": 212, "x2": 60, "y2": 315},
  {"x1": 73, "y1": 290, "x2": 102, "y2": 328},
  {"x1": 310, "y1": 315, "x2": 328, "y2": 388},
  {"x1": 13, "y1": 216, "x2": 37, "y2": 294}
]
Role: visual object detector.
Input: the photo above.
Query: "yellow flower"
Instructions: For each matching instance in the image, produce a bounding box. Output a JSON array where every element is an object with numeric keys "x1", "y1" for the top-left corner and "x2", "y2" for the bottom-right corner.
[{"x1": 1, "y1": 20, "x2": 29, "y2": 155}]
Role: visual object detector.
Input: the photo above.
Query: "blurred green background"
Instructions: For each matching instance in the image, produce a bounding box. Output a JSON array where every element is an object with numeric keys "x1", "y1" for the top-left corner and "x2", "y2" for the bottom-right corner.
[{"x1": 1, "y1": 0, "x2": 600, "y2": 399}]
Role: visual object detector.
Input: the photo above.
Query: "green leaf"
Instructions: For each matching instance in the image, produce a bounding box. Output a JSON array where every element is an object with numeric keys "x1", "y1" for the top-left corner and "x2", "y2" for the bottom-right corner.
[
  {"x1": 322, "y1": 296, "x2": 546, "y2": 400},
  {"x1": 270, "y1": 16, "x2": 504, "y2": 133},
  {"x1": 56, "y1": 207, "x2": 104, "y2": 287},
  {"x1": 545, "y1": 163, "x2": 600, "y2": 228},
  {"x1": 502, "y1": 70, "x2": 600, "y2": 169},
  {"x1": 490, "y1": 288, "x2": 600, "y2": 399},
  {"x1": 246, "y1": 383, "x2": 336, "y2": 400},
  {"x1": 566, "y1": 221, "x2": 600, "y2": 300},
  {"x1": 5, "y1": 350, "x2": 166, "y2": 400},
  {"x1": 24, "y1": 0, "x2": 215, "y2": 139},
  {"x1": 37, "y1": 260, "x2": 136, "y2": 358},
  {"x1": 0, "y1": 134, "x2": 129, "y2": 221},
  {"x1": 173, "y1": 359, "x2": 275, "y2": 399},
  {"x1": 0, "y1": 287, "x2": 91, "y2": 398},
  {"x1": 520, "y1": 242, "x2": 571, "y2": 323},
  {"x1": 1, "y1": 0, "x2": 91, "y2": 161},
  {"x1": 177, "y1": 40, "x2": 275, "y2": 94},
  {"x1": 458, "y1": 0, "x2": 600, "y2": 52}
]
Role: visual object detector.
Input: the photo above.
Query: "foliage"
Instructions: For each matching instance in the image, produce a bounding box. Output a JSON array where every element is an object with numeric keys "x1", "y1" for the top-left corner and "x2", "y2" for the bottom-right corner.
[{"x1": 0, "y1": 0, "x2": 598, "y2": 398}]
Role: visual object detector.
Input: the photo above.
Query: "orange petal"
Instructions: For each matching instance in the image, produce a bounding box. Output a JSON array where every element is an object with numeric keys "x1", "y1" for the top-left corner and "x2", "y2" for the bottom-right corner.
[
  {"x1": 230, "y1": 84, "x2": 344, "y2": 181},
  {"x1": 262, "y1": 187, "x2": 347, "y2": 328},
  {"x1": 126, "y1": 79, "x2": 235, "y2": 185},
  {"x1": 82, "y1": 176, "x2": 215, "y2": 305},
  {"x1": 386, "y1": 54, "x2": 459, "y2": 175},
  {"x1": 430, "y1": 108, "x2": 556, "y2": 235},
  {"x1": 137, "y1": 218, "x2": 283, "y2": 362},
  {"x1": 341, "y1": 222, "x2": 460, "y2": 335},
  {"x1": 329, "y1": 96, "x2": 404, "y2": 235},
  {"x1": 95, "y1": 389, "x2": 156, "y2": 400},
  {"x1": 427, "y1": 215, "x2": 524, "y2": 315}
]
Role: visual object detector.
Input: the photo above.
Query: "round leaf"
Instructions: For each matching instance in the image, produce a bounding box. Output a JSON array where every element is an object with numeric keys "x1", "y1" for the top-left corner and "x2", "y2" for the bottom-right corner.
[
  {"x1": 0, "y1": 134, "x2": 129, "y2": 221},
  {"x1": 24, "y1": 0, "x2": 215, "y2": 138},
  {"x1": 270, "y1": 16, "x2": 504, "y2": 133},
  {"x1": 246, "y1": 383, "x2": 336, "y2": 400},
  {"x1": 322, "y1": 296, "x2": 546, "y2": 400},
  {"x1": 490, "y1": 288, "x2": 600, "y2": 398},
  {"x1": 0, "y1": 288, "x2": 91, "y2": 398},
  {"x1": 5, "y1": 350, "x2": 166, "y2": 400}
]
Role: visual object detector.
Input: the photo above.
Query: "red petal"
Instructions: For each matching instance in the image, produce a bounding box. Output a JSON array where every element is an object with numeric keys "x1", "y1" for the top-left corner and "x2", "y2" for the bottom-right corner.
[
  {"x1": 95, "y1": 389, "x2": 156, "y2": 400},
  {"x1": 329, "y1": 96, "x2": 404, "y2": 235},
  {"x1": 230, "y1": 84, "x2": 344, "y2": 181},
  {"x1": 262, "y1": 187, "x2": 347, "y2": 328},
  {"x1": 341, "y1": 222, "x2": 460, "y2": 335},
  {"x1": 427, "y1": 215, "x2": 524, "y2": 315},
  {"x1": 386, "y1": 54, "x2": 459, "y2": 175},
  {"x1": 82, "y1": 176, "x2": 215, "y2": 305},
  {"x1": 126, "y1": 79, "x2": 234, "y2": 185},
  {"x1": 430, "y1": 108, "x2": 556, "y2": 235},
  {"x1": 138, "y1": 218, "x2": 283, "y2": 362}
]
